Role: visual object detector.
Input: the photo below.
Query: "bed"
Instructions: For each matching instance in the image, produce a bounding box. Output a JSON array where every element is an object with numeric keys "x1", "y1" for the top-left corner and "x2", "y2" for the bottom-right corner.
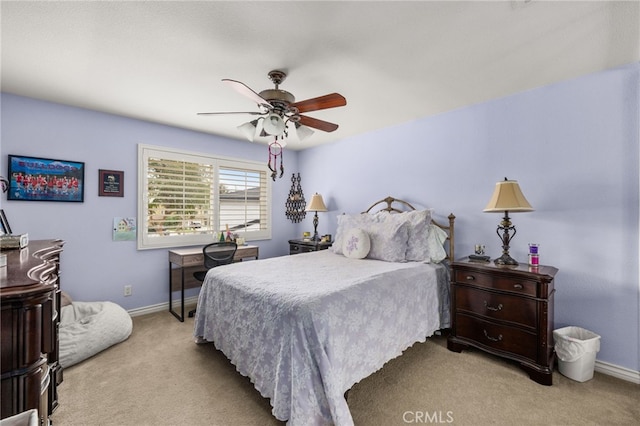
[{"x1": 194, "y1": 196, "x2": 455, "y2": 425}]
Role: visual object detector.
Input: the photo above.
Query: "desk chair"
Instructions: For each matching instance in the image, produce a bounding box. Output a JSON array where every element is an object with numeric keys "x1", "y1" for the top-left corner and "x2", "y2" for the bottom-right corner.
[{"x1": 188, "y1": 241, "x2": 237, "y2": 318}]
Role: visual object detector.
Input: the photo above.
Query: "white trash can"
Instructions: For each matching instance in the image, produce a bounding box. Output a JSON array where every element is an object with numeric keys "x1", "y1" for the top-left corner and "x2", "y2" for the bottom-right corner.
[{"x1": 553, "y1": 326, "x2": 601, "y2": 382}]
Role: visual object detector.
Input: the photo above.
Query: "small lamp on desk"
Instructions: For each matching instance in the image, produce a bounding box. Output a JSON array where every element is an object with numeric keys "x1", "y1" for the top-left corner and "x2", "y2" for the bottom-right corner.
[
  {"x1": 305, "y1": 193, "x2": 327, "y2": 242},
  {"x1": 483, "y1": 178, "x2": 533, "y2": 266}
]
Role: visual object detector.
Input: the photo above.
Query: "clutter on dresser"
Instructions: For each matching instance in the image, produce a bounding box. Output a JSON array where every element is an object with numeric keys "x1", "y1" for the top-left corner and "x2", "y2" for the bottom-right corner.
[
  {"x1": 529, "y1": 243, "x2": 539, "y2": 266},
  {"x1": 0, "y1": 233, "x2": 29, "y2": 250},
  {"x1": 468, "y1": 243, "x2": 489, "y2": 262}
]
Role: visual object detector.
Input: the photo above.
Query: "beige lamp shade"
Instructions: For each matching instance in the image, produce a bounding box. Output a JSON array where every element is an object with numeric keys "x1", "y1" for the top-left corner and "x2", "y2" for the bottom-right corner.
[
  {"x1": 306, "y1": 193, "x2": 327, "y2": 212},
  {"x1": 483, "y1": 179, "x2": 534, "y2": 213}
]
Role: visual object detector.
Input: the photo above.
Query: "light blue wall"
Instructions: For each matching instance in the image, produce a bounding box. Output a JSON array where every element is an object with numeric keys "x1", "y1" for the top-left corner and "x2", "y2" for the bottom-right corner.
[
  {"x1": 297, "y1": 63, "x2": 640, "y2": 372},
  {"x1": 0, "y1": 94, "x2": 299, "y2": 310},
  {"x1": 2, "y1": 63, "x2": 638, "y2": 372}
]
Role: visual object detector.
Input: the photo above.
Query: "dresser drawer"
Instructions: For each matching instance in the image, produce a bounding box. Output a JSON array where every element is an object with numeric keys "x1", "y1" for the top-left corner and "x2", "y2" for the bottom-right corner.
[
  {"x1": 454, "y1": 270, "x2": 538, "y2": 297},
  {"x1": 454, "y1": 286, "x2": 537, "y2": 329},
  {"x1": 290, "y1": 244, "x2": 315, "y2": 254},
  {"x1": 455, "y1": 313, "x2": 538, "y2": 361}
]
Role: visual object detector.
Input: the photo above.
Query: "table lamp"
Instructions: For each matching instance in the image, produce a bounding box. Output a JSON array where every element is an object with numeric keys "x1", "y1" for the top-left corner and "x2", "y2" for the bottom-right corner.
[
  {"x1": 305, "y1": 193, "x2": 327, "y2": 242},
  {"x1": 483, "y1": 178, "x2": 533, "y2": 265}
]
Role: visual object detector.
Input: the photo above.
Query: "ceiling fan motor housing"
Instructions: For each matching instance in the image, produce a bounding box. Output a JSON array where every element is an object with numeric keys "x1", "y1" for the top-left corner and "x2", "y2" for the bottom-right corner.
[{"x1": 259, "y1": 89, "x2": 295, "y2": 105}]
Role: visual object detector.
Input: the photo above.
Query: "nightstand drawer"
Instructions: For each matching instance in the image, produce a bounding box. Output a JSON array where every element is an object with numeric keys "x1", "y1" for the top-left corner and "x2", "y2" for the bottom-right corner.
[
  {"x1": 455, "y1": 313, "x2": 538, "y2": 361},
  {"x1": 454, "y1": 286, "x2": 537, "y2": 329},
  {"x1": 290, "y1": 244, "x2": 314, "y2": 254},
  {"x1": 289, "y1": 239, "x2": 332, "y2": 255},
  {"x1": 454, "y1": 270, "x2": 538, "y2": 297}
]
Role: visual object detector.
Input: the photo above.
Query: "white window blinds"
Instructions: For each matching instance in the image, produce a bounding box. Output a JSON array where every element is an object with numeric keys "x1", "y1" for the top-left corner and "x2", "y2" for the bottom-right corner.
[{"x1": 138, "y1": 144, "x2": 271, "y2": 250}]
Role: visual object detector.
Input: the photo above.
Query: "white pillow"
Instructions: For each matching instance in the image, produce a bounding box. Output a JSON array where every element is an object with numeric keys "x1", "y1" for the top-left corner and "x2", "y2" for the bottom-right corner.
[
  {"x1": 365, "y1": 214, "x2": 410, "y2": 262},
  {"x1": 426, "y1": 223, "x2": 448, "y2": 263},
  {"x1": 396, "y1": 209, "x2": 434, "y2": 262},
  {"x1": 342, "y1": 228, "x2": 371, "y2": 259}
]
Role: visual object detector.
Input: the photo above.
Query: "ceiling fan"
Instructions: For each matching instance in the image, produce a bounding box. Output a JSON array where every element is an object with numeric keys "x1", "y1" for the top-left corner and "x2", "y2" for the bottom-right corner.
[{"x1": 197, "y1": 70, "x2": 347, "y2": 143}]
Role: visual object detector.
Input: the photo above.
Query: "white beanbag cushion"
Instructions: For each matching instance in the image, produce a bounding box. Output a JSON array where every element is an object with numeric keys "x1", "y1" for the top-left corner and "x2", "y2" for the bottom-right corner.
[{"x1": 59, "y1": 301, "x2": 132, "y2": 368}]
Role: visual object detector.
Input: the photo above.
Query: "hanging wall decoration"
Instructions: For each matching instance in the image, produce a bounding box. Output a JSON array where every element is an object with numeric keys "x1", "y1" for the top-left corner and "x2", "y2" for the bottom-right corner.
[
  {"x1": 268, "y1": 139, "x2": 284, "y2": 181},
  {"x1": 285, "y1": 173, "x2": 306, "y2": 223}
]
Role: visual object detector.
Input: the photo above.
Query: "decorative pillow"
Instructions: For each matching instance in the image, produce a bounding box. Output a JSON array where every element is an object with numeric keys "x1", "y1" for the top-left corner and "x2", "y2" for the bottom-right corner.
[
  {"x1": 364, "y1": 214, "x2": 410, "y2": 262},
  {"x1": 389, "y1": 209, "x2": 433, "y2": 262},
  {"x1": 342, "y1": 228, "x2": 371, "y2": 259},
  {"x1": 331, "y1": 213, "x2": 372, "y2": 255},
  {"x1": 426, "y1": 223, "x2": 448, "y2": 263}
]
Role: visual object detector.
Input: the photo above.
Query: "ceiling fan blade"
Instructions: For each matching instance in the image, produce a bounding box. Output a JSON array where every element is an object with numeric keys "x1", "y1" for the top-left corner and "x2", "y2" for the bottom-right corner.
[
  {"x1": 291, "y1": 93, "x2": 346, "y2": 113},
  {"x1": 222, "y1": 79, "x2": 273, "y2": 108},
  {"x1": 197, "y1": 111, "x2": 264, "y2": 116},
  {"x1": 298, "y1": 115, "x2": 339, "y2": 132}
]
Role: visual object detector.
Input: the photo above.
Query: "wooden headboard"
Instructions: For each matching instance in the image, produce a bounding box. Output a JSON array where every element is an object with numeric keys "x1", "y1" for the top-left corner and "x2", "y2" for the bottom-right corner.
[{"x1": 363, "y1": 196, "x2": 456, "y2": 261}]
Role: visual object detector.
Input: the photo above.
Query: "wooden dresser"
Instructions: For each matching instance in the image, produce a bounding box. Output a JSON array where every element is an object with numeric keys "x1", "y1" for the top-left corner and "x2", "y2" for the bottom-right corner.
[
  {"x1": 1, "y1": 240, "x2": 64, "y2": 423},
  {"x1": 447, "y1": 259, "x2": 558, "y2": 385}
]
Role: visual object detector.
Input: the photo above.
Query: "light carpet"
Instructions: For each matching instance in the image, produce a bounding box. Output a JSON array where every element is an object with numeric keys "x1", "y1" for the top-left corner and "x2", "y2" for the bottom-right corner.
[{"x1": 51, "y1": 309, "x2": 639, "y2": 425}]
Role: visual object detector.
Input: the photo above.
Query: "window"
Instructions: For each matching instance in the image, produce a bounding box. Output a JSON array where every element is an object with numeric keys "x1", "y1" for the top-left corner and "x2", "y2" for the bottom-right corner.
[{"x1": 137, "y1": 144, "x2": 271, "y2": 250}]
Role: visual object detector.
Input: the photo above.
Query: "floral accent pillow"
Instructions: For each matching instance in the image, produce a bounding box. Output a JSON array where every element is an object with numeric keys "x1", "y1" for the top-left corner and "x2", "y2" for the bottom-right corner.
[
  {"x1": 331, "y1": 213, "x2": 370, "y2": 255},
  {"x1": 342, "y1": 228, "x2": 370, "y2": 259}
]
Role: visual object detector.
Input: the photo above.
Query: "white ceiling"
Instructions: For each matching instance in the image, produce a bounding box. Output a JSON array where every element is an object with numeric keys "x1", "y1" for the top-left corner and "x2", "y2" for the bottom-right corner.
[{"x1": 2, "y1": 1, "x2": 638, "y2": 150}]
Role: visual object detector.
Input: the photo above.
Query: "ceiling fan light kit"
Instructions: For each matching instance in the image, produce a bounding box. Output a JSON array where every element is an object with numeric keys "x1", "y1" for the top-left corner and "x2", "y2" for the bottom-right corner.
[
  {"x1": 295, "y1": 123, "x2": 314, "y2": 141},
  {"x1": 262, "y1": 113, "x2": 286, "y2": 136},
  {"x1": 237, "y1": 119, "x2": 260, "y2": 141}
]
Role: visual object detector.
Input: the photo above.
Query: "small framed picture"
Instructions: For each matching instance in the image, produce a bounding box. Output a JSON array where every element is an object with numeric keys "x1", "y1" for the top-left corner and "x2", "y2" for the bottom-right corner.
[{"x1": 99, "y1": 169, "x2": 124, "y2": 197}]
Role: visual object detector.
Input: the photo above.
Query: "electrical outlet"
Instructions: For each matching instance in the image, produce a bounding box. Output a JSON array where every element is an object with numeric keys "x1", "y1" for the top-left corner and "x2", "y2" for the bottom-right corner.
[{"x1": 124, "y1": 285, "x2": 132, "y2": 297}]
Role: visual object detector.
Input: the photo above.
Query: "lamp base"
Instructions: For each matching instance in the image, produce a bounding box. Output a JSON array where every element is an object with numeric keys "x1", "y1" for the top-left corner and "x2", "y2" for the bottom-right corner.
[
  {"x1": 312, "y1": 211, "x2": 320, "y2": 242},
  {"x1": 494, "y1": 253, "x2": 519, "y2": 266}
]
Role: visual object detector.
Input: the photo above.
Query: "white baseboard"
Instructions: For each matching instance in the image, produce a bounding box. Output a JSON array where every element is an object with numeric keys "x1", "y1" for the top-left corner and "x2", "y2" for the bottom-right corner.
[
  {"x1": 127, "y1": 296, "x2": 199, "y2": 317},
  {"x1": 595, "y1": 359, "x2": 640, "y2": 384},
  {"x1": 127, "y1": 301, "x2": 640, "y2": 384}
]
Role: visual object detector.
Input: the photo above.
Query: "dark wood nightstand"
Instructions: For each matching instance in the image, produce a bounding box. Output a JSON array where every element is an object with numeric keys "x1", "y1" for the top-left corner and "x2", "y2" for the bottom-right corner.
[
  {"x1": 288, "y1": 239, "x2": 332, "y2": 255},
  {"x1": 447, "y1": 259, "x2": 558, "y2": 385}
]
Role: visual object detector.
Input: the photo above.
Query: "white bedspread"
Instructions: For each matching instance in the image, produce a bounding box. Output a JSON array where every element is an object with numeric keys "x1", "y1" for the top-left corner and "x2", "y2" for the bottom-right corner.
[{"x1": 194, "y1": 250, "x2": 449, "y2": 426}]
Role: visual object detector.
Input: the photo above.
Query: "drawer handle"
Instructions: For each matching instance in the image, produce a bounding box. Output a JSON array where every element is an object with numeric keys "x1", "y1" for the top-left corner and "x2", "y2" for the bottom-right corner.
[
  {"x1": 483, "y1": 329, "x2": 503, "y2": 342},
  {"x1": 484, "y1": 301, "x2": 503, "y2": 312},
  {"x1": 513, "y1": 284, "x2": 523, "y2": 289},
  {"x1": 465, "y1": 275, "x2": 475, "y2": 281}
]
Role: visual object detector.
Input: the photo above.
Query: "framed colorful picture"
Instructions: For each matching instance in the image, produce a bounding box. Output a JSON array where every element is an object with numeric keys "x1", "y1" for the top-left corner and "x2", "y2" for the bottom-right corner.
[
  {"x1": 7, "y1": 155, "x2": 85, "y2": 202},
  {"x1": 99, "y1": 169, "x2": 124, "y2": 197}
]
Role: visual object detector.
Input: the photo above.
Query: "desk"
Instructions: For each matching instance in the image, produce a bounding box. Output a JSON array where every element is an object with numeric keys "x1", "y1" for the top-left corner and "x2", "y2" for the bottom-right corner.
[{"x1": 168, "y1": 245, "x2": 259, "y2": 321}]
